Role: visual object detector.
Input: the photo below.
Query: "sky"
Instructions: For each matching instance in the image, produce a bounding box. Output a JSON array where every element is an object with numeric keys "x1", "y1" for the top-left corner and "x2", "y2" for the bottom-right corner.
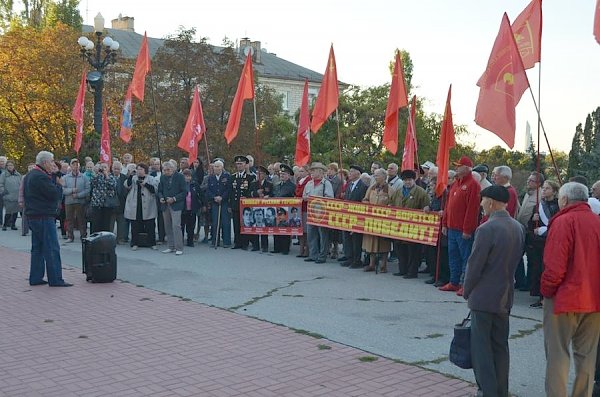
[{"x1": 79, "y1": 0, "x2": 600, "y2": 153}]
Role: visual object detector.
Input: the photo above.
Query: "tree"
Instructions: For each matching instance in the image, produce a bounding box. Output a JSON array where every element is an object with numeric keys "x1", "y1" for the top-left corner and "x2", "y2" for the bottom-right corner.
[
  {"x1": 568, "y1": 107, "x2": 600, "y2": 184},
  {"x1": 0, "y1": 0, "x2": 81, "y2": 31}
]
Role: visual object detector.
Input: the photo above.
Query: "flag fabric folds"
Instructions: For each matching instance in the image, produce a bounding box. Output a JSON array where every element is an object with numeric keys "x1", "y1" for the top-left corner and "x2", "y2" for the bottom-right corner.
[
  {"x1": 435, "y1": 85, "x2": 456, "y2": 198},
  {"x1": 294, "y1": 80, "x2": 311, "y2": 166},
  {"x1": 224, "y1": 52, "x2": 255, "y2": 144},
  {"x1": 71, "y1": 70, "x2": 86, "y2": 153},
  {"x1": 401, "y1": 95, "x2": 418, "y2": 171},
  {"x1": 120, "y1": 86, "x2": 133, "y2": 143},
  {"x1": 178, "y1": 86, "x2": 206, "y2": 163},
  {"x1": 511, "y1": 0, "x2": 542, "y2": 70},
  {"x1": 595, "y1": 0, "x2": 600, "y2": 44},
  {"x1": 310, "y1": 45, "x2": 339, "y2": 133},
  {"x1": 383, "y1": 51, "x2": 409, "y2": 155},
  {"x1": 130, "y1": 32, "x2": 151, "y2": 102},
  {"x1": 100, "y1": 108, "x2": 112, "y2": 165},
  {"x1": 475, "y1": 13, "x2": 530, "y2": 149}
]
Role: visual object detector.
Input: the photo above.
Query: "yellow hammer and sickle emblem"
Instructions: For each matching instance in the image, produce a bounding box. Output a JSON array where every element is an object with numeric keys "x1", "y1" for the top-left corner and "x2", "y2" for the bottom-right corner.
[{"x1": 503, "y1": 72, "x2": 514, "y2": 86}]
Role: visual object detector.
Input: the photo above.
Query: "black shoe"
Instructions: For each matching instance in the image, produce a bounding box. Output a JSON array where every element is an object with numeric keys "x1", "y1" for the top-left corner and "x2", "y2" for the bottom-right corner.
[
  {"x1": 530, "y1": 300, "x2": 543, "y2": 308},
  {"x1": 231, "y1": 246, "x2": 242, "y2": 249},
  {"x1": 425, "y1": 278, "x2": 436, "y2": 284},
  {"x1": 337, "y1": 256, "x2": 348, "y2": 262},
  {"x1": 403, "y1": 274, "x2": 418, "y2": 279},
  {"x1": 393, "y1": 272, "x2": 406, "y2": 277},
  {"x1": 349, "y1": 262, "x2": 363, "y2": 269},
  {"x1": 340, "y1": 261, "x2": 351, "y2": 267},
  {"x1": 186, "y1": 242, "x2": 194, "y2": 247},
  {"x1": 281, "y1": 251, "x2": 289, "y2": 255},
  {"x1": 49, "y1": 282, "x2": 73, "y2": 287},
  {"x1": 418, "y1": 268, "x2": 430, "y2": 274},
  {"x1": 270, "y1": 250, "x2": 280, "y2": 254},
  {"x1": 519, "y1": 286, "x2": 530, "y2": 292},
  {"x1": 293, "y1": 241, "x2": 300, "y2": 245},
  {"x1": 304, "y1": 258, "x2": 315, "y2": 262},
  {"x1": 29, "y1": 280, "x2": 48, "y2": 286},
  {"x1": 434, "y1": 280, "x2": 448, "y2": 287},
  {"x1": 251, "y1": 247, "x2": 260, "y2": 251},
  {"x1": 1, "y1": 227, "x2": 6, "y2": 231},
  {"x1": 10, "y1": 226, "x2": 17, "y2": 230},
  {"x1": 315, "y1": 259, "x2": 326, "y2": 264}
]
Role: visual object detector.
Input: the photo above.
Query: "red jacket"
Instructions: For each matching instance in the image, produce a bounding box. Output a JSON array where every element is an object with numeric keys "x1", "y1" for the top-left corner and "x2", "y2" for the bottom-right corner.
[
  {"x1": 442, "y1": 173, "x2": 480, "y2": 235},
  {"x1": 541, "y1": 202, "x2": 600, "y2": 314}
]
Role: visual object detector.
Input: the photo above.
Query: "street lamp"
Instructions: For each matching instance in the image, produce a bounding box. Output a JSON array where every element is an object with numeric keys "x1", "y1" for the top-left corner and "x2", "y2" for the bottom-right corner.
[{"x1": 77, "y1": 13, "x2": 120, "y2": 135}]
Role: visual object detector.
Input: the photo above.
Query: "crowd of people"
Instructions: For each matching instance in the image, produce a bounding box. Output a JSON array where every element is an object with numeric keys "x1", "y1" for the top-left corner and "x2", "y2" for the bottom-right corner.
[{"x1": 1, "y1": 150, "x2": 600, "y2": 397}]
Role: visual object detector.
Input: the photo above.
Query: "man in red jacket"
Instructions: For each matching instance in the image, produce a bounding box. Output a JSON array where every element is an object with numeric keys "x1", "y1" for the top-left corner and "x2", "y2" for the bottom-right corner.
[
  {"x1": 439, "y1": 156, "x2": 480, "y2": 294},
  {"x1": 541, "y1": 182, "x2": 600, "y2": 397}
]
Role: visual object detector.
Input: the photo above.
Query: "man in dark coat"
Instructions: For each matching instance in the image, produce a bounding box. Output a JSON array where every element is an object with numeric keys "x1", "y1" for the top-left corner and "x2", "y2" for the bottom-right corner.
[
  {"x1": 340, "y1": 165, "x2": 368, "y2": 268},
  {"x1": 229, "y1": 155, "x2": 257, "y2": 250},
  {"x1": 253, "y1": 165, "x2": 273, "y2": 252},
  {"x1": 272, "y1": 164, "x2": 296, "y2": 254},
  {"x1": 206, "y1": 159, "x2": 231, "y2": 247}
]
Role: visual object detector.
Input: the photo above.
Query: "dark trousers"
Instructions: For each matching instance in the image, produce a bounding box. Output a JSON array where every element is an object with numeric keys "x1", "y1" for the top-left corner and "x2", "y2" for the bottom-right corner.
[
  {"x1": 131, "y1": 218, "x2": 156, "y2": 247},
  {"x1": 471, "y1": 310, "x2": 510, "y2": 397},
  {"x1": 273, "y1": 235, "x2": 290, "y2": 253},
  {"x1": 397, "y1": 242, "x2": 421, "y2": 276},
  {"x1": 526, "y1": 243, "x2": 544, "y2": 297},
  {"x1": 91, "y1": 207, "x2": 113, "y2": 233},
  {"x1": 514, "y1": 257, "x2": 528, "y2": 289},
  {"x1": 3, "y1": 213, "x2": 17, "y2": 227},
  {"x1": 342, "y1": 231, "x2": 363, "y2": 265},
  {"x1": 260, "y1": 234, "x2": 269, "y2": 251},
  {"x1": 426, "y1": 242, "x2": 450, "y2": 283},
  {"x1": 181, "y1": 210, "x2": 196, "y2": 244},
  {"x1": 232, "y1": 210, "x2": 251, "y2": 248},
  {"x1": 28, "y1": 218, "x2": 65, "y2": 286},
  {"x1": 157, "y1": 209, "x2": 165, "y2": 242}
]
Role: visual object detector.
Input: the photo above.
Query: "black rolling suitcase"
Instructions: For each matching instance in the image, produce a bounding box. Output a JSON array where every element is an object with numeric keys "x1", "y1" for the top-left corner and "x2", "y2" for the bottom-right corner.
[
  {"x1": 137, "y1": 232, "x2": 152, "y2": 248},
  {"x1": 82, "y1": 232, "x2": 117, "y2": 283}
]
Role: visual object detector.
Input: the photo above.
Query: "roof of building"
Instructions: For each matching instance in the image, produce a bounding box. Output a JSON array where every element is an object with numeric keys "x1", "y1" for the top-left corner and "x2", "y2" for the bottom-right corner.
[{"x1": 82, "y1": 25, "x2": 325, "y2": 84}]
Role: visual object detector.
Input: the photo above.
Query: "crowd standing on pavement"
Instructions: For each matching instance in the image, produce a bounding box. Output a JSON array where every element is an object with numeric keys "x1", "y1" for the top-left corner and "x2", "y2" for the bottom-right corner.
[{"x1": 2, "y1": 149, "x2": 600, "y2": 397}]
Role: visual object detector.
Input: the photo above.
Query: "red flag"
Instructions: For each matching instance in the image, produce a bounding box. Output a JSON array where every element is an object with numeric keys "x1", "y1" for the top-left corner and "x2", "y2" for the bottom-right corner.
[
  {"x1": 130, "y1": 32, "x2": 151, "y2": 102},
  {"x1": 383, "y1": 51, "x2": 409, "y2": 154},
  {"x1": 475, "y1": 13, "x2": 530, "y2": 149},
  {"x1": 310, "y1": 45, "x2": 339, "y2": 133},
  {"x1": 178, "y1": 86, "x2": 206, "y2": 163},
  {"x1": 595, "y1": 0, "x2": 600, "y2": 44},
  {"x1": 100, "y1": 108, "x2": 112, "y2": 165},
  {"x1": 224, "y1": 52, "x2": 255, "y2": 144},
  {"x1": 294, "y1": 80, "x2": 311, "y2": 166},
  {"x1": 120, "y1": 86, "x2": 133, "y2": 143},
  {"x1": 71, "y1": 70, "x2": 86, "y2": 153},
  {"x1": 435, "y1": 85, "x2": 456, "y2": 198},
  {"x1": 401, "y1": 96, "x2": 418, "y2": 171},
  {"x1": 511, "y1": 0, "x2": 542, "y2": 70}
]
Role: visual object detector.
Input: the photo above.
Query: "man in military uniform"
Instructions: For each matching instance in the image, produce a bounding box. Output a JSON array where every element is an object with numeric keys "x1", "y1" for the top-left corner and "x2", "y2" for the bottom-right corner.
[
  {"x1": 230, "y1": 155, "x2": 258, "y2": 250},
  {"x1": 207, "y1": 159, "x2": 231, "y2": 247},
  {"x1": 272, "y1": 164, "x2": 296, "y2": 255},
  {"x1": 253, "y1": 165, "x2": 273, "y2": 252}
]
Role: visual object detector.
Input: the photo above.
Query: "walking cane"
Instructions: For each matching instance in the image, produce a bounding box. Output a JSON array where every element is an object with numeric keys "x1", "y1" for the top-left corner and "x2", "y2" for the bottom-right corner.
[{"x1": 214, "y1": 203, "x2": 222, "y2": 250}]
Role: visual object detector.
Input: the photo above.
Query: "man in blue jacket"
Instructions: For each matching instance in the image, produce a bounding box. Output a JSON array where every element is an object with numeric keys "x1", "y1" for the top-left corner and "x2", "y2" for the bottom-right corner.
[
  {"x1": 207, "y1": 159, "x2": 231, "y2": 247},
  {"x1": 23, "y1": 151, "x2": 72, "y2": 287}
]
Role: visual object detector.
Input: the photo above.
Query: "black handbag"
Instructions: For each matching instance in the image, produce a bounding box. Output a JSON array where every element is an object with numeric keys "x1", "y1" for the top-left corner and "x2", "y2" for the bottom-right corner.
[{"x1": 449, "y1": 311, "x2": 472, "y2": 369}]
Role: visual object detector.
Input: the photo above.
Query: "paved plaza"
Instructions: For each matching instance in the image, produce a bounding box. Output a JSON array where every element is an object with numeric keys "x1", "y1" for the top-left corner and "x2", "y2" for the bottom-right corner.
[{"x1": 0, "y1": 229, "x2": 552, "y2": 396}]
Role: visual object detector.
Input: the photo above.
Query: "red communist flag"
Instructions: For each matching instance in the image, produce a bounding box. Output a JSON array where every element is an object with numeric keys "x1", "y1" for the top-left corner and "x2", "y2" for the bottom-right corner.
[
  {"x1": 71, "y1": 69, "x2": 86, "y2": 153},
  {"x1": 595, "y1": 0, "x2": 600, "y2": 44},
  {"x1": 435, "y1": 85, "x2": 456, "y2": 198},
  {"x1": 130, "y1": 32, "x2": 151, "y2": 102},
  {"x1": 120, "y1": 85, "x2": 134, "y2": 143},
  {"x1": 178, "y1": 86, "x2": 206, "y2": 163},
  {"x1": 401, "y1": 96, "x2": 418, "y2": 171},
  {"x1": 224, "y1": 52, "x2": 255, "y2": 144},
  {"x1": 475, "y1": 13, "x2": 530, "y2": 149},
  {"x1": 294, "y1": 80, "x2": 311, "y2": 166},
  {"x1": 310, "y1": 45, "x2": 339, "y2": 133},
  {"x1": 100, "y1": 107, "x2": 112, "y2": 165},
  {"x1": 383, "y1": 51, "x2": 409, "y2": 155},
  {"x1": 511, "y1": 0, "x2": 542, "y2": 70}
]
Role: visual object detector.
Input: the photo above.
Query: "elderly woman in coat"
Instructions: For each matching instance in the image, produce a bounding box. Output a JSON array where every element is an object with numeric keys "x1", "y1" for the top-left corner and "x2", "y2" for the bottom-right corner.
[
  {"x1": 124, "y1": 163, "x2": 159, "y2": 250},
  {"x1": 0, "y1": 160, "x2": 22, "y2": 230}
]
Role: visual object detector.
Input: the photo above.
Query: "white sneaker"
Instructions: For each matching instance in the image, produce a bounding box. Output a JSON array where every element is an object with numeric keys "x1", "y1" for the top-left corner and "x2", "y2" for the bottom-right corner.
[
  {"x1": 162, "y1": 249, "x2": 174, "y2": 254},
  {"x1": 131, "y1": 245, "x2": 138, "y2": 251},
  {"x1": 175, "y1": 250, "x2": 183, "y2": 255},
  {"x1": 151, "y1": 246, "x2": 158, "y2": 250}
]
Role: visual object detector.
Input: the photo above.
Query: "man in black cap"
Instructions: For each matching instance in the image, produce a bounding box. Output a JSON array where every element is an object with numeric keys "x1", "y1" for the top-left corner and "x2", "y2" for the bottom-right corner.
[
  {"x1": 272, "y1": 164, "x2": 296, "y2": 254},
  {"x1": 462, "y1": 185, "x2": 525, "y2": 397},
  {"x1": 252, "y1": 165, "x2": 273, "y2": 252},
  {"x1": 230, "y1": 155, "x2": 258, "y2": 250},
  {"x1": 473, "y1": 164, "x2": 492, "y2": 190},
  {"x1": 340, "y1": 165, "x2": 368, "y2": 268}
]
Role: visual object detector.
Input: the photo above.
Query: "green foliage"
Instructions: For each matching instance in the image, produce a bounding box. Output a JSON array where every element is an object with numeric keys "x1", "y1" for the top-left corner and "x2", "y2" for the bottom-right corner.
[
  {"x1": 0, "y1": 0, "x2": 81, "y2": 31},
  {"x1": 568, "y1": 107, "x2": 600, "y2": 185}
]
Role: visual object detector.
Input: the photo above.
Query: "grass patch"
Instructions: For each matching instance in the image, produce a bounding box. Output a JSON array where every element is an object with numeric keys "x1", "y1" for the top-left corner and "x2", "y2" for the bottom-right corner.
[
  {"x1": 317, "y1": 344, "x2": 332, "y2": 350},
  {"x1": 179, "y1": 297, "x2": 191, "y2": 302},
  {"x1": 410, "y1": 356, "x2": 448, "y2": 365},
  {"x1": 509, "y1": 323, "x2": 543, "y2": 340},
  {"x1": 291, "y1": 328, "x2": 325, "y2": 339},
  {"x1": 135, "y1": 284, "x2": 144, "y2": 288},
  {"x1": 139, "y1": 297, "x2": 152, "y2": 301},
  {"x1": 356, "y1": 298, "x2": 371, "y2": 301},
  {"x1": 358, "y1": 356, "x2": 378, "y2": 362},
  {"x1": 282, "y1": 294, "x2": 304, "y2": 298},
  {"x1": 414, "y1": 333, "x2": 444, "y2": 340},
  {"x1": 78, "y1": 335, "x2": 88, "y2": 339}
]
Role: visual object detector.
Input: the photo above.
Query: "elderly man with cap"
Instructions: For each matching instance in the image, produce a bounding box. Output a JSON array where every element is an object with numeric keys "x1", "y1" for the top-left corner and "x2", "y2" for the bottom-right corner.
[
  {"x1": 339, "y1": 165, "x2": 368, "y2": 268},
  {"x1": 271, "y1": 164, "x2": 296, "y2": 255},
  {"x1": 439, "y1": 156, "x2": 481, "y2": 294},
  {"x1": 230, "y1": 155, "x2": 258, "y2": 250},
  {"x1": 303, "y1": 162, "x2": 334, "y2": 263},
  {"x1": 472, "y1": 164, "x2": 492, "y2": 190},
  {"x1": 207, "y1": 159, "x2": 231, "y2": 247},
  {"x1": 463, "y1": 185, "x2": 525, "y2": 397},
  {"x1": 390, "y1": 169, "x2": 430, "y2": 278}
]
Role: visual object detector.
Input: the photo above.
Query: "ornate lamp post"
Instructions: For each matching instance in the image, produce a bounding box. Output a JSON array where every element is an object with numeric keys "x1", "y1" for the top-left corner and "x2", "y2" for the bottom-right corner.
[{"x1": 77, "y1": 13, "x2": 120, "y2": 135}]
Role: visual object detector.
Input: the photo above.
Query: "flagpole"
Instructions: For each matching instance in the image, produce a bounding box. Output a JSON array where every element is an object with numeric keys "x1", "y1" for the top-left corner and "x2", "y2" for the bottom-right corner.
[
  {"x1": 253, "y1": 97, "x2": 260, "y2": 166},
  {"x1": 203, "y1": 129, "x2": 211, "y2": 165},
  {"x1": 148, "y1": 71, "x2": 162, "y2": 161},
  {"x1": 335, "y1": 108, "x2": 343, "y2": 170},
  {"x1": 534, "y1": 63, "x2": 542, "y2": 226}
]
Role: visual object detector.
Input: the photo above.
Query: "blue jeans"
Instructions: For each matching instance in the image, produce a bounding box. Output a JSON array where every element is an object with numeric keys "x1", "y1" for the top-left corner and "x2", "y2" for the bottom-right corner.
[
  {"x1": 28, "y1": 217, "x2": 65, "y2": 286},
  {"x1": 447, "y1": 228, "x2": 474, "y2": 285},
  {"x1": 211, "y1": 204, "x2": 231, "y2": 246}
]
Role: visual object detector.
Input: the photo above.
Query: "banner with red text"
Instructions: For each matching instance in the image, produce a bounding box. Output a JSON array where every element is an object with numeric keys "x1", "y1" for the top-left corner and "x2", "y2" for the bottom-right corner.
[
  {"x1": 240, "y1": 198, "x2": 303, "y2": 235},
  {"x1": 307, "y1": 197, "x2": 440, "y2": 246}
]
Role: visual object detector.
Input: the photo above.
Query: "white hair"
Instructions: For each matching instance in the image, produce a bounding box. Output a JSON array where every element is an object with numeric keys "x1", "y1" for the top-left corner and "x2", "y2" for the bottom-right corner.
[
  {"x1": 387, "y1": 163, "x2": 398, "y2": 171},
  {"x1": 429, "y1": 166, "x2": 439, "y2": 176},
  {"x1": 36, "y1": 151, "x2": 54, "y2": 165},
  {"x1": 493, "y1": 165, "x2": 512, "y2": 180},
  {"x1": 448, "y1": 170, "x2": 456, "y2": 179},
  {"x1": 162, "y1": 161, "x2": 175, "y2": 170},
  {"x1": 0, "y1": 156, "x2": 7, "y2": 162},
  {"x1": 374, "y1": 168, "x2": 387, "y2": 178},
  {"x1": 213, "y1": 160, "x2": 224, "y2": 168},
  {"x1": 471, "y1": 171, "x2": 481, "y2": 182},
  {"x1": 558, "y1": 182, "x2": 589, "y2": 204}
]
